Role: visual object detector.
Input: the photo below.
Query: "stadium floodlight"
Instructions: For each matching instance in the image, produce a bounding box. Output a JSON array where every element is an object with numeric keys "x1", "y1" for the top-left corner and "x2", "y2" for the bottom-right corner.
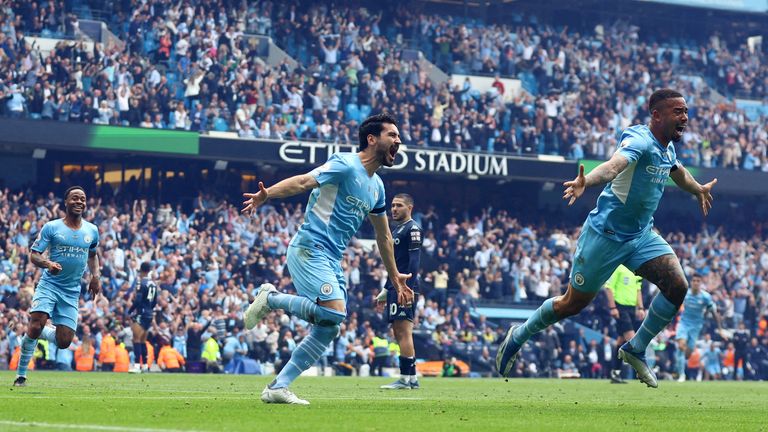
[
  {"x1": 214, "y1": 160, "x2": 228, "y2": 171},
  {"x1": 32, "y1": 149, "x2": 47, "y2": 159}
]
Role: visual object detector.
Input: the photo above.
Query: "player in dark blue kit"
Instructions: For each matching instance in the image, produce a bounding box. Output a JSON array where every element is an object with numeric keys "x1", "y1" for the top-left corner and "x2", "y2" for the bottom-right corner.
[
  {"x1": 15, "y1": 186, "x2": 101, "y2": 387},
  {"x1": 128, "y1": 262, "x2": 158, "y2": 373},
  {"x1": 378, "y1": 194, "x2": 422, "y2": 389}
]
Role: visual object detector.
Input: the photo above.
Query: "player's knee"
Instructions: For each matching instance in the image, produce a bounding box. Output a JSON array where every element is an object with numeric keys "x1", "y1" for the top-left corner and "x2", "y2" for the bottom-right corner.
[
  {"x1": 556, "y1": 296, "x2": 590, "y2": 318},
  {"x1": 56, "y1": 330, "x2": 74, "y2": 349},
  {"x1": 314, "y1": 305, "x2": 346, "y2": 326},
  {"x1": 56, "y1": 338, "x2": 73, "y2": 349},
  {"x1": 313, "y1": 323, "x2": 341, "y2": 342},
  {"x1": 664, "y1": 278, "x2": 688, "y2": 307},
  {"x1": 27, "y1": 321, "x2": 44, "y2": 339}
]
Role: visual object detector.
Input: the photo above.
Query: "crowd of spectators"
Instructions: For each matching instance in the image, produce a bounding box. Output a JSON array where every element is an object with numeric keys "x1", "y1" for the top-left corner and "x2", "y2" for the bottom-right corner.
[
  {"x1": 0, "y1": 183, "x2": 767, "y2": 380},
  {"x1": 0, "y1": 0, "x2": 766, "y2": 170}
]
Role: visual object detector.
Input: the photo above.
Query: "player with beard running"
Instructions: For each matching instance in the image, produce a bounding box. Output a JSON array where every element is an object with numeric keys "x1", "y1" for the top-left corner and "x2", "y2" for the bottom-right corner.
[
  {"x1": 496, "y1": 89, "x2": 718, "y2": 388},
  {"x1": 242, "y1": 113, "x2": 414, "y2": 404}
]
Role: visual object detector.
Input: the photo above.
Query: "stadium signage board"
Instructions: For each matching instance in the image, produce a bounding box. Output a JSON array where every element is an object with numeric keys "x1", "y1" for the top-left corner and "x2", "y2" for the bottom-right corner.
[{"x1": 278, "y1": 141, "x2": 509, "y2": 177}]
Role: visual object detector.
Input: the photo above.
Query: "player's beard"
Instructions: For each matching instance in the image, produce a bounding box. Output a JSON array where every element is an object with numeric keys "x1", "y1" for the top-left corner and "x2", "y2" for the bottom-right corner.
[{"x1": 379, "y1": 144, "x2": 394, "y2": 167}]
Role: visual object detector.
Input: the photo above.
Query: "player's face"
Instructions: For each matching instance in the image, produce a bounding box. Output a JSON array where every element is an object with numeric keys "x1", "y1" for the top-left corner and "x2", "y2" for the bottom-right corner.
[
  {"x1": 65, "y1": 189, "x2": 87, "y2": 217},
  {"x1": 391, "y1": 198, "x2": 412, "y2": 222},
  {"x1": 658, "y1": 97, "x2": 688, "y2": 142},
  {"x1": 691, "y1": 276, "x2": 702, "y2": 292},
  {"x1": 374, "y1": 123, "x2": 402, "y2": 167}
]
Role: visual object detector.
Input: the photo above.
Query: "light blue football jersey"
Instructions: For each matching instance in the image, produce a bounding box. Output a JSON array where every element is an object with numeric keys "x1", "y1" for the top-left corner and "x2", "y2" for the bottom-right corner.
[
  {"x1": 292, "y1": 153, "x2": 386, "y2": 260},
  {"x1": 680, "y1": 290, "x2": 715, "y2": 328},
  {"x1": 31, "y1": 218, "x2": 100, "y2": 295},
  {"x1": 587, "y1": 124, "x2": 678, "y2": 241}
]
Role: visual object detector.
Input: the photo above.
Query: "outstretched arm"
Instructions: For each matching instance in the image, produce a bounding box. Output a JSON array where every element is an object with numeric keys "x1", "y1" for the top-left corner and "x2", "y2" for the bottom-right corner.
[
  {"x1": 563, "y1": 152, "x2": 629, "y2": 205},
  {"x1": 670, "y1": 165, "x2": 717, "y2": 216},
  {"x1": 241, "y1": 174, "x2": 319, "y2": 215}
]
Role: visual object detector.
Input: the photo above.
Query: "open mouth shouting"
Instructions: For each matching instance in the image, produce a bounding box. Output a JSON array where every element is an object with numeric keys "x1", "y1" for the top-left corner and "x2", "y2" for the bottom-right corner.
[{"x1": 385, "y1": 143, "x2": 399, "y2": 166}]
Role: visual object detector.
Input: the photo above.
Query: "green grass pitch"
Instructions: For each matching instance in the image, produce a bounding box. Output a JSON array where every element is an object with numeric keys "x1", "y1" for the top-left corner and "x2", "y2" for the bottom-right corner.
[{"x1": 1, "y1": 372, "x2": 766, "y2": 432}]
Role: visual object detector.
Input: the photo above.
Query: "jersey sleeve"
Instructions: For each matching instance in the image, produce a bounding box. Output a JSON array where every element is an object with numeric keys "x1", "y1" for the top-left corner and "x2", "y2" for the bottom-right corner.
[
  {"x1": 705, "y1": 293, "x2": 716, "y2": 311},
  {"x1": 89, "y1": 226, "x2": 100, "y2": 253},
  {"x1": 310, "y1": 154, "x2": 351, "y2": 187},
  {"x1": 408, "y1": 225, "x2": 423, "y2": 251},
  {"x1": 370, "y1": 177, "x2": 386, "y2": 215},
  {"x1": 617, "y1": 136, "x2": 649, "y2": 165},
  {"x1": 31, "y1": 222, "x2": 53, "y2": 253}
]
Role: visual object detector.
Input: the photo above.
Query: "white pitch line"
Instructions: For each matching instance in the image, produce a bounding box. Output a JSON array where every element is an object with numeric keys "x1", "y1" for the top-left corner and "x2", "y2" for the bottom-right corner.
[
  {"x1": 0, "y1": 420, "x2": 206, "y2": 432},
  {"x1": 0, "y1": 395, "x2": 427, "y2": 401}
]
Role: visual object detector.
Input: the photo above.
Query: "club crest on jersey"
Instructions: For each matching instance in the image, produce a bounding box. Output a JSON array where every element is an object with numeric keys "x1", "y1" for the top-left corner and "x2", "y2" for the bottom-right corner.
[
  {"x1": 84, "y1": 235, "x2": 92, "y2": 244},
  {"x1": 320, "y1": 283, "x2": 333, "y2": 295},
  {"x1": 574, "y1": 273, "x2": 585, "y2": 286}
]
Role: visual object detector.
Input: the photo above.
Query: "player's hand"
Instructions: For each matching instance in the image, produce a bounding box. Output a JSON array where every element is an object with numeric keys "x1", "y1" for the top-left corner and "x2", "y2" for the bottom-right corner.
[
  {"x1": 393, "y1": 273, "x2": 413, "y2": 306},
  {"x1": 635, "y1": 308, "x2": 646, "y2": 321},
  {"x1": 88, "y1": 275, "x2": 101, "y2": 297},
  {"x1": 47, "y1": 261, "x2": 62, "y2": 275},
  {"x1": 696, "y1": 178, "x2": 717, "y2": 216},
  {"x1": 563, "y1": 164, "x2": 586, "y2": 206},
  {"x1": 610, "y1": 307, "x2": 619, "y2": 319},
  {"x1": 241, "y1": 182, "x2": 269, "y2": 216}
]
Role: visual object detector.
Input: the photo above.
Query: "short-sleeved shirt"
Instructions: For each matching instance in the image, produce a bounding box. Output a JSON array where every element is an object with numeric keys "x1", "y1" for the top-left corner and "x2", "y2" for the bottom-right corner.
[
  {"x1": 292, "y1": 152, "x2": 386, "y2": 259},
  {"x1": 31, "y1": 219, "x2": 99, "y2": 295},
  {"x1": 587, "y1": 124, "x2": 678, "y2": 242},
  {"x1": 605, "y1": 264, "x2": 642, "y2": 307},
  {"x1": 680, "y1": 290, "x2": 715, "y2": 328},
  {"x1": 133, "y1": 277, "x2": 158, "y2": 317},
  {"x1": 391, "y1": 219, "x2": 422, "y2": 290}
]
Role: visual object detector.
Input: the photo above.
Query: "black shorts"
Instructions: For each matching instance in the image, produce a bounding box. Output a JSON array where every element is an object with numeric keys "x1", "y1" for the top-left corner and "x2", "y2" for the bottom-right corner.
[
  {"x1": 386, "y1": 287, "x2": 416, "y2": 323},
  {"x1": 616, "y1": 305, "x2": 639, "y2": 334},
  {"x1": 134, "y1": 314, "x2": 153, "y2": 330}
]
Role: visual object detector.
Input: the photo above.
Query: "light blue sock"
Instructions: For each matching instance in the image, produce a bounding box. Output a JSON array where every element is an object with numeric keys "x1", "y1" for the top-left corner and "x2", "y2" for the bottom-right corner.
[
  {"x1": 40, "y1": 326, "x2": 57, "y2": 344},
  {"x1": 511, "y1": 298, "x2": 558, "y2": 346},
  {"x1": 267, "y1": 292, "x2": 319, "y2": 323},
  {"x1": 630, "y1": 293, "x2": 678, "y2": 352},
  {"x1": 16, "y1": 335, "x2": 38, "y2": 378},
  {"x1": 271, "y1": 324, "x2": 339, "y2": 389},
  {"x1": 675, "y1": 349, "x2": 686, "y2": 377}
]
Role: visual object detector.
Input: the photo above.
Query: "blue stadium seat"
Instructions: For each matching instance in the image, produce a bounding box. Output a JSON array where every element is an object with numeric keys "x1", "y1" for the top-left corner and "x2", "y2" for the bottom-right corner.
[
  {"x1": 359, "y1": 104, "x2": 371, "y2": 119},
  {"x1": 213, "y1": 118, "x2": 228, "y2": 131},
  {"x1": 346, "y1": 104, "x2": 360, "y2": 122}
]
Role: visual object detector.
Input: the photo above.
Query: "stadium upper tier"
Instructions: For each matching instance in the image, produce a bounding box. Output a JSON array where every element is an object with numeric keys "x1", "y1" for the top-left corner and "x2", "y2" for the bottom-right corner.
[{"x1": 0, "y1": 0, "x2": 765, "y2": 171}]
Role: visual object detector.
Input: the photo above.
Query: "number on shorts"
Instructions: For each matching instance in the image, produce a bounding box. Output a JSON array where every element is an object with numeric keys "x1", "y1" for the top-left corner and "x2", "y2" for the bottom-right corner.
[{"x1": 390, "y1": 303, "x2": 398, "y2": 316}]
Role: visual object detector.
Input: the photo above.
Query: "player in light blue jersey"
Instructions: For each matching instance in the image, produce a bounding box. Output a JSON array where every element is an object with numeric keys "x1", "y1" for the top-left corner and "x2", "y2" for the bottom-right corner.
[
  {"x1": 497, "y1": 89, "x2": 718, "y2": 388},
  {"x1": 675, "y1": 273, "x2": 721, "y2": 382},
  {"x1": 241, "y1": 113, "x2": 413, "y2": 404},
  {"x1": 14, "y1": 186, "x2": 101, "y2": 387}
]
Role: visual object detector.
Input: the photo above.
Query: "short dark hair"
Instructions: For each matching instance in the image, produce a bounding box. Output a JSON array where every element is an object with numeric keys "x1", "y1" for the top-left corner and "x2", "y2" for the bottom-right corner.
[
  {"x1": 648, "y1": 89, "x2": 683, "y2": 113},
  {"x1": 358, "y1": 112, "x2": 398, "y2": 151},
  {"x1": 64, "y1": 186, "x2": 86, "y2": 200},
  {"x1": 140, "y1": 262, "x2": 152, "y2": 273},
  {"x1": 393, "y1": 193, "x2": 414, "y2": 207}
]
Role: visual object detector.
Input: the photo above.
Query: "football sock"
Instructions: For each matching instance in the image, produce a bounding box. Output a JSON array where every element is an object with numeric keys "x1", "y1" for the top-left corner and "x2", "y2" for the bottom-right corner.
[
  {"x1": 400, "y1": 356, "x2": 415, "y2": 381},
  {"x1": 40, "y1": 326, "x2": 57, "y2": 345},
  {"x1": 16, "y1": 335, "x2": 38, "y2": 378},
  {"x1": 629, "y1": 293, "x2": 678, "y2": 352},
  {"x1": 267, "y1": 292, "x2": 345, "y2": 326},
  {"x1": 675, "y1": 348, "x2": 686, "y2": 377},
  {"x1": 511, "y1": 298, "x2": 558, "y2": 346},
  {"x1": 270, "y1": 324, "x2": 339, "y2": 389}
]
